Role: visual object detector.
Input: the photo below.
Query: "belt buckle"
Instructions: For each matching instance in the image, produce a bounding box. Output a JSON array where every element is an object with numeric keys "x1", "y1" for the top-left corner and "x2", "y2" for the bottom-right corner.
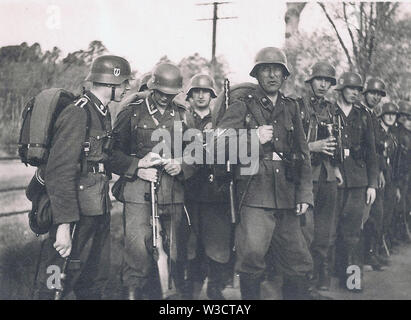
[
  {"x1": 272, "y1": 152, "x2": 282, "y2": 161},
  {"x1": 344, "y1": 148, "x2": 350, "y2": 158},
  {"x1": 98, "y1": 163, "x2": 105, "y2": 173}
]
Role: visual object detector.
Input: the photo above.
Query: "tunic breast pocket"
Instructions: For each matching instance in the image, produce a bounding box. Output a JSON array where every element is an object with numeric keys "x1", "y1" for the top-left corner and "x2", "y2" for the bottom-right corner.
[
  {"x1": 136, "y1": 120, "x2": 157, "y2": 149},
  {"x1": 87, "y1": 129, "x2": 106, "y2": 162}
]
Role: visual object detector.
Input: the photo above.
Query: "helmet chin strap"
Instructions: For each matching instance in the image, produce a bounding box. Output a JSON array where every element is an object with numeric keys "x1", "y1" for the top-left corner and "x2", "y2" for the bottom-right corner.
[{"x1": 111, "y1": 86, "x2": 116, "y2": 101}]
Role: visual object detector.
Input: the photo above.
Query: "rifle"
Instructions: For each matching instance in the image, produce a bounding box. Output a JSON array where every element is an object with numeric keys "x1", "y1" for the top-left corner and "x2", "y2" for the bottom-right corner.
[
  {"x1": 333, "y1": 113, "x2": 344, "y2": 164},
  {"x1": 150, "y1": 177, "x2": 172, "y2": 298},
  {"x1": 54, "y1": 224, "x2": 77, "y2": 300},
  {"x1": 224, "y1": 79, "x2": 237, "y2": 224}
]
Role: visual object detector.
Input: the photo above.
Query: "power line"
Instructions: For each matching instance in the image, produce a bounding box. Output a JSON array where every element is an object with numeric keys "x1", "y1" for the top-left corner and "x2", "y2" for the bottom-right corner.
[{"x1": 196, "y1": 2, "x2": 238, "y2": 69}]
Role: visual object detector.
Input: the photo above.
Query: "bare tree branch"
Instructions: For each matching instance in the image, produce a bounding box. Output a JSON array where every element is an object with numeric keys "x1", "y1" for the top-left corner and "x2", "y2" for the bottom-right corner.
[
  {"x1": 318, "y1": 2, "x2": 353, "y2": 68},
  {"x1": 343, "y1": 3, "x2": 359, "y2": 68}
]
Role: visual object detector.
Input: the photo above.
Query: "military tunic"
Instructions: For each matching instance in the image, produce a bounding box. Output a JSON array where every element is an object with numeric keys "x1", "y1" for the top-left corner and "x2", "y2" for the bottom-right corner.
[
  {"x1": 297, "y1": 93, "x2": 339, "y2": 267},
  {"x1": 36, "y1": 91, "x2": 112, "y2": 299},
  {"x1": 109, "y1": 94, "x2": 193, "y2": 290},
  {"x1": 214, "y1": 84, "x2": 314, "y2": 279},
  {"x1": 184, "y1": 108, "x2": 233, "y2": 289},
  {"x1": 331, "y1": 102, "x2": 378, "y2": 282}
]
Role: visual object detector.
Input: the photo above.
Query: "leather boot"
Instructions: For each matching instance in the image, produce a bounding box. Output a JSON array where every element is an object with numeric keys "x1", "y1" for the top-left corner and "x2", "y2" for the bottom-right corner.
[
  {"x1": 124, "y1": 286, "x2": 143, "y2": 300},
  {"x1": 239, "y1": 273, "x2": 262, "y2": 300},
  {"x1": 170, "y1": 261, "x2": 192, "y2": 300},
  {"x1": 364, "y1": 236, "x2": 384, "y2": 271},
  {"x1": 317, "y1": 259, "x2": 331, "y2": 291},
  {"x1": 283, "y1": 275, "x2": 332, "y2": 300},
  {"x1": 206, "y1": 259, "x2": 226, "y2": 300}
]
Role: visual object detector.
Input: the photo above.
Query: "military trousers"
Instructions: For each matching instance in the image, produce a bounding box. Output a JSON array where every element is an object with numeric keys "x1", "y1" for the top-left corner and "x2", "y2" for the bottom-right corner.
[
  {"x1": 383, "y1": 182, "x2": 397, "y2": 237},
  {"x1": 36, "y1": 213, "x2": 111, "y2": 300},
  {"x1": 235, "y1": 205, "x2": 313, "y2": 279},
  {"x1": 121, "y1": 202, "x2": 186, "y2": 289},
  {"x1": 364, "y1": 188, "x2": 384, "y2": 244},
  {"x1": 302, "y1": 167, "x2": 338, "y2": 262}
]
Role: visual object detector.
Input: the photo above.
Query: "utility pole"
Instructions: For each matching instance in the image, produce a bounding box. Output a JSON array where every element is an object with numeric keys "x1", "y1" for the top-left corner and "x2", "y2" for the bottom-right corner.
[{"x1": 196, "y1": 2, "x2": 237, "y2": 74}]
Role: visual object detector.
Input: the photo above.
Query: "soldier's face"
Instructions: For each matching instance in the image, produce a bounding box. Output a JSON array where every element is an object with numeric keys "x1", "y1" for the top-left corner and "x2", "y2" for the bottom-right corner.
[
  {"x1": 114, "y1": 80, "x2": 130, "y2": 102},
  {"x1": 153, "y1": 89, "x2": 176, "y2": 107},
  {"x1": 256, "y1": 64, "x2": 285, "y2": 95},
  {"x1": 311, "y1": 77, "x2": 332, "y2": 98},
  {"x1": 190, "y1": 89, "x2": 212, "y2": 109},
  {"x1": 365, "y1": 90, "x2": 383, "y2": 108},
  {"x1": 342, "y1": 86, "x2": 361, "y2": 104},
  {"x1": 382, "y1": 113, "x2": 397, "y2": 127}
]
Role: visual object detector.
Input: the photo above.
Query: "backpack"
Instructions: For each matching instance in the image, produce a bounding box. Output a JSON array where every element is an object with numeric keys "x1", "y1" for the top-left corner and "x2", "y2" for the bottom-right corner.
[
  {"x1": 18, "y1": 88, "x2": 77, "y2": 166},
  {"x1": 18, "y1": 88, "x2": 82, "y2": 235}
]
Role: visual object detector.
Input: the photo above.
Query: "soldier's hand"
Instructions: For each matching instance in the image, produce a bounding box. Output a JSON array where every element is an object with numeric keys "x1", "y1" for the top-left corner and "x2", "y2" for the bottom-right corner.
[
  {"x1": 257, "y1": 125, "x2": 273, "y2": 144},
  {"x1": 137, "y1": 168, "x2": 158, "y2": 182},
  {"x1": 366, "y1": 187, "x2": 376, "y2": 205},
  {"x1": 334, "y1": 166, "x2": 343, "y2": 186},
  {"x1": 296, "y1": 203, "x2": 309, "y2": 215},
  {"x1": 164, "y1": 160, "x2": 182, "y2": 176},
  {"x1": 378, "y1": 171, "x2": 386, "y2": 189},
  {"x1": 54, "y1": 223, "x2": 72, "y2": 258},
  {"x1": 396, "y1": 188, "x2": 401, "y2": 203},
  {"x1": 118, "y1": 91, "x2": 142, "y2": 109},
  {"x1": 308, "y1": 136, "x2": 336, "y2": 155},
  {"x1": 138, "y1": 152, "x2": 164, "y2": 168}
]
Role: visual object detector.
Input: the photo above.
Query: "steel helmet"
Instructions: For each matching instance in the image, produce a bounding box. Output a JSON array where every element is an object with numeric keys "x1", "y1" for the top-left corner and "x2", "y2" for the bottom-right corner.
[
  {"x1": 398, "y1": 100, "x2": 411, "y2": 116},
  {"x1": 138, "y1": 72, "x2": 152, "y2": 92},
  {"x1": 305, "y1": 61, "x2": 336, "y2": 86},
  {"x1": 147, "y1": 63, "x2": 183, "y2": 95},
  {"x1": 363, "y1": 78, "x2": 387, "y2": 97},
  {"x1": 185, "y1": 74, "x2": 217, "y2": 101},
  {"x1": 379, "y1": 102, "x2": 399, "y2": 117},
  {"x1": 335, "y1": 72, "x2": 363, "y2": 91},
  {"x1": 85, "y1": 55, "x2": 132, "y2": 85},
  {"x1": 250, "y1": 47, "x2": 290, "y2": 78}
]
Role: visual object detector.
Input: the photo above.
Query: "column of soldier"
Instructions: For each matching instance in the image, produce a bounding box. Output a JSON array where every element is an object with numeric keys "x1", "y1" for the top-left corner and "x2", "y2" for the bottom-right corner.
[{"x1": 33, "y1": 47, "x2": 410, "y2": 300}]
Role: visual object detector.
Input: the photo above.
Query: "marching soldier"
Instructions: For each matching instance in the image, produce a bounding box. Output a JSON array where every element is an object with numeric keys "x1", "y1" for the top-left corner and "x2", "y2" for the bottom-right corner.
[
  {"x1": 297, "y1": 61, "x2": 343, "y2": 291},
  {"x1": 361, "y1": 78, "x2": 388, "y2": 270},
  {"x1": 391, "y1": 101, "x2": 411, "y2": 245},
  {"x1": 378, "y1": 103, "x2": 401, "y2": 257},
  {"x1": 35, "y1": 55, "x2": 132, "y2": 299},
  {"x1": 108, "y1": 63, "x2": 194, "y2": 299},
  {"x1": 212, "y1": 47, "x2": 322, "y2": 300},
  {"x1": 183, "y1": 74, "x2": 233, "y2": 300},
  {"x1": 332, "y1": 72, "x2": 378, "y2": 292}
]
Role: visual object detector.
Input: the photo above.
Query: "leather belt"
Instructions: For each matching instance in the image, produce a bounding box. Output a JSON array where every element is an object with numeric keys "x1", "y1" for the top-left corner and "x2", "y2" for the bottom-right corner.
[{"x1": 263, "y1": 152, "x2": 284, "y2": 161}]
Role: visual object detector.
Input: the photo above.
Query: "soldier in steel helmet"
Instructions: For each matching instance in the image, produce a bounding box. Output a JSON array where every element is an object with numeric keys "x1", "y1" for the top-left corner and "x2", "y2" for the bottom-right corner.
[
  {"x1": 212, "y1": 47, "x2": 329, "y2": 300},
  {"x1": 35, "y1": 55, "x2": 132, "y2": 299},
  {"x1": 332, "y1": 72, "x2": 378, "y2": 292},
  {"x1": 108, "y1": 62, "x2": 195, "y2": 299},
  {"x1": 183, "y1": 74, "x2": 234, "y2": 299},
  {"x1": 377, "y1": 103, "x2": 402, "y2": 257},
  {"x1": 361, "y1": 78, "x2": 390, "y2": 271},
  {"x1": 297, "y1": 61, "x2": 343, "y2": 291},
  {"x1": 391, "y1": 101, "x2": 411, "y2": 246}
]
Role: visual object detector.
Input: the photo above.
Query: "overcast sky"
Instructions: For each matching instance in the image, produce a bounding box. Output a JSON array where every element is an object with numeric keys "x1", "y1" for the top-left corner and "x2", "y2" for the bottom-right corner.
[{"x1": 1, "y1": 0, "x2": 410, "y2": 82}]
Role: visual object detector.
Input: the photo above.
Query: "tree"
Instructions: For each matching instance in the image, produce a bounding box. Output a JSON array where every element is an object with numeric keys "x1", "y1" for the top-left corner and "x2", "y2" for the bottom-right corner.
[
  {"x1": 285, "y1": 2, "x2": 307, "y2": 40},
  {"x1": 318, "y1": 2, "x2": 400, "y2": 80}
]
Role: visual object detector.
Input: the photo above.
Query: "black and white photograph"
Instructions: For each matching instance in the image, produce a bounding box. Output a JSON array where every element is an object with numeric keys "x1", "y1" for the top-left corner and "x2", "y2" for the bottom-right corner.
[{"x1": 0, "y1": 0, "x2": 411, "y2": 306}]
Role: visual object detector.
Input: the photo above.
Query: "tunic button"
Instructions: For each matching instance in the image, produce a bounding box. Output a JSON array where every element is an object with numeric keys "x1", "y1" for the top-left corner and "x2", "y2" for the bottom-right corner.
[
  {"x1": 143, "y1": 124, "x2": 147, "y2": 128},
  {"x1": 79, "y1": 185, "x2": 84, "y2": 190},
  {"x1": 273, "y1": 120, "x2": 277, "y2": 124},
  {"x1": 275, "y1": 137, "x2": 279, "y2": 141},
  {"x1": 275, "y1": 169, "x2": 280, "y2": 173},
  {"x1": 162, "y1": 125, "x2": 166, "y2": 129},
  {"x1": 344, "y1": 134, "x2": 348, "y2": 138}
]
